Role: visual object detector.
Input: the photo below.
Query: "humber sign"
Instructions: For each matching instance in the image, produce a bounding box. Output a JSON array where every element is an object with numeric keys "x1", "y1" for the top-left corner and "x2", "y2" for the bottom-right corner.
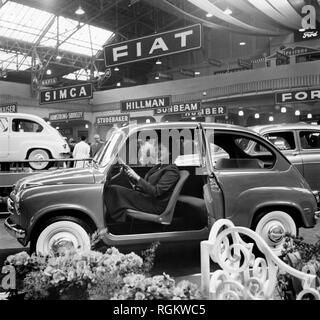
[
  {"x1": 276, "y1": 89, "x2": 320, "y2": 104},
  {"x1": 104, "y1": 24, "x2": 201, "y2": 67},
  {"x1": 40, "y1": 83, "x2": 93, "y2": 105},
  {"x1": 121, "y1": 96, "x2": 171, "y2": 112}
]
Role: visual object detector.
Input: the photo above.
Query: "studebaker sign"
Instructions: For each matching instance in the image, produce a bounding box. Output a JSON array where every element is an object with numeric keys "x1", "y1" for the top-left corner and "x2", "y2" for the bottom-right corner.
[
  {"x1": 276, "y1": 89, "x2": 320, "y2": 104},
  {"x1": 104, "y1": 24, "x2": 201, "y2": 67},
  {"x1": 40, "y1": 83, "x2": 93, "y2": 105},
  {"x1": 96, "y1": 114, "x2": 130, "y2": 125}
]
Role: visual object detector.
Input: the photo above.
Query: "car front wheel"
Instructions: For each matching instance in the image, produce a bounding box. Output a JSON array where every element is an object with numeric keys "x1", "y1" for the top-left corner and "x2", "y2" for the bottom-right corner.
[
  {"x1": 254, "y1": 211, "x2": 297, "y2": 256},
  {"x1": 33, "y1": 219, "x2": 91, "y2": 256},
  {"x1": 28, "y1": 149, "x2": 50, "y2": 170}
]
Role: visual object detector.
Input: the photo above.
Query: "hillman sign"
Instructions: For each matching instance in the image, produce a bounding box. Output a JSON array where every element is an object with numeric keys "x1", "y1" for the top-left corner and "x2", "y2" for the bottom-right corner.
[
  {"x1": 40, "y1": 83, "x2": 93, "y2": 105},
  {"x1": 104, "y1": 24, "x2": 201, "y2": 67},
  {"x1": 276, "y1": 89, "x2": 320, "y2": 104},
  {"x1": 154, "y1": 101, "x2": 201, "y2": 115},
  {"x1": 121, "y1": 96, "x2": 171, "y2": 112},
  {"x1": 96, "y1": 114, "x2": 130, "y2": 126}
]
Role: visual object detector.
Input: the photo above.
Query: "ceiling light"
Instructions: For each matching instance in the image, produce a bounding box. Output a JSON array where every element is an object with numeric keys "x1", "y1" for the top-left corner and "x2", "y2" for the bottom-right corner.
[
  {"x1": 155, "y1": 59, "x2": 162, "y2": 65},
  {"x1": 194, "y1": 71, "x2": 200, "y2": 76},
  {"x1": 56, "y1": 126, "x2": 59, "y2": 130},
  {"x1": 191, "y1": 117, "x2": 196, "y2": 120},
  {"x1": 203, "y1": 91, "x2": 207, "y2": 96},
  {"x1": 206, "y1": 13, "x2": 213, "y2": 17},
  {"x1": 146, "y1": 119, "x2": 151, "y2": 123},
  {"x1": 224, "y1": 8, "x2": 233, "y2": 15},
  {"x1": 114, "y1": 66, "x2": 119, "y2": 71},
  {"x1": 75, "y1": 5, "x2": 85, "y2": 15},
  {"x1": 239, "y1": 42, "x2": 246, "y2": 46},
  {"x1": 269, "y1": 116, "x2": 274, "y2": 122},
  {"x1": 155, "y1": 73, "x2": 160, "y2": 80},
  {"x1": 299, "y1": 28, "x2": 305, "y2": 32},
  {"x1": 116, "y1": 82, "x2": 121, "y2": 87},
  {"x1": 238, "y1": 110, "x2": 244, "y2": 116},
  {"x1": 46, "y1": 69, "x2": 52, "y2": 75},
  {"x1": 281, "y1": 107, "x2": 287, "y2": 113},
  {"x1": 85, "y1": 124, "x2": 89, "y2": 129},
  {"x1": 56, "y1": 55, "x2": 62, "y2": 61},
  {"x1": 254, "y1": 113, "x2": 260, "y2": 119},
  {"x1": 295, "y1": 110, "x2": 301, "y2": 116},
  {"x1": 307, "y1": 113, "x2": 312, "y2": 119}
]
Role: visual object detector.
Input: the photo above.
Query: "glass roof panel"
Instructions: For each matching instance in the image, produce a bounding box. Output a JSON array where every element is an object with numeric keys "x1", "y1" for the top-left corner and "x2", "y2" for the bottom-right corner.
[
  {"x1": 0, "y1": 49, "x2": 32, "y2": 71},
  {"x1": 0, "y1": 1, "x2": 114, "y2": 57}
]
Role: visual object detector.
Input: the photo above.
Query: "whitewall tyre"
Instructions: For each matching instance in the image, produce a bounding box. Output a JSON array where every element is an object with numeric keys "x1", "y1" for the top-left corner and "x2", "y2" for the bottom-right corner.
[
  {"x1": 28, "y1": 149, "x2": 50, "y2": 170},
  {"x1": 35, "y1": 220, "x2": 91, "y2": 256},
  {"x1": 254, "y1": 211, "x2": 297, "y2": 256}
]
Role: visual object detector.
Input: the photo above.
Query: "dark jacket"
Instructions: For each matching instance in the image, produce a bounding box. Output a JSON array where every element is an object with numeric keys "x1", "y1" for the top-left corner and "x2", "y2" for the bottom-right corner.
[{"x1": 105, "y1": 164, "x2": 180, "y2": 222}]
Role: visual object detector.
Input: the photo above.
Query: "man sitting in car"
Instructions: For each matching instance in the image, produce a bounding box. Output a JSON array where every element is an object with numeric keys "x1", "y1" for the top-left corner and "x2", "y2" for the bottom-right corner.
[{"x1": 104, "y1": 143, "x2": 180, "y2": 222}]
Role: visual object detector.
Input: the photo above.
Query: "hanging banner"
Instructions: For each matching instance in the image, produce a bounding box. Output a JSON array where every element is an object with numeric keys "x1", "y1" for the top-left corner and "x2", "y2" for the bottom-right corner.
[
  {"x1": 96, "y1": 114, "x2": 130, "y2": 125},
  {"x1": 121, "y1": 96, "x2": 171, "y2": 112},
  {"x1": 0, "y1": 103, "x2": 17, "y2": 113},
  {"x1": 104, "y1": 24, "x2": 201, "y2": 67},
  {"x1": 154, "y1": 101, "x2": 201, "y2": 115},
  {"x1": 266, "y1": 46, "x2": 320, "y2": 59},
  {"x1": 276, "y1": 88, "x2": 320, "y2": 104},
  {"x1": 49, "y1": 111, "x2": 84, "y2": 122},
  {"x1": 40, "y1": 83, "x2": 93, "y2": 105}
]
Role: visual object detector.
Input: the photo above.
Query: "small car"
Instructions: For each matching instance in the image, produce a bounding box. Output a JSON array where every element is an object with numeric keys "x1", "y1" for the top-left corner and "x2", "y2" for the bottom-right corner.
[
  {"x1": 4, "y1": 122, "x2": 320, "y2": 256},
  {"x1": 0, "y1": 113, "x2": 70, "y2": 170},
  {"x1": 251, "y1": 123, "x2": 320, "y2": 190}
]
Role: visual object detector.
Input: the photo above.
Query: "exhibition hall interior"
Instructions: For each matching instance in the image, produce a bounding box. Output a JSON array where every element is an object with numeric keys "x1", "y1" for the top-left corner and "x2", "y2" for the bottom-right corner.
[{"x1": 0, "y1": 0, "x2": 320, "y2": 302}]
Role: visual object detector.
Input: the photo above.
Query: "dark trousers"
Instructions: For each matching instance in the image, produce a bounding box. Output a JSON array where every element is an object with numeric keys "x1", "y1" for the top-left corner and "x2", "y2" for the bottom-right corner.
[{"x1": 104, "y1": 185, "x2": 166, "y2": 222}]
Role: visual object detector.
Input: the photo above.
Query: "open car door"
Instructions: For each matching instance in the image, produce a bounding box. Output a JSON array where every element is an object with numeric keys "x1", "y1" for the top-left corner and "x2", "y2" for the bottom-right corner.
[{"x1": 196, "y1": 124, "x2": 225, "y2": 227}]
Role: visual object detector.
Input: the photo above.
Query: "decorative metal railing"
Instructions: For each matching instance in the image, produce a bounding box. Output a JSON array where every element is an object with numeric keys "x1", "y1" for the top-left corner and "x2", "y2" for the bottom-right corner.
[{"x1": 201, "y1": 219, "x2": 320, "y2": 300}]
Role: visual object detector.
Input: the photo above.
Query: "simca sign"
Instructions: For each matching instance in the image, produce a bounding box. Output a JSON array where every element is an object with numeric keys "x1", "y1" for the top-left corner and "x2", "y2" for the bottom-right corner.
[
  {"x1": 154, "y1": 101, "x2": 201, "y2": 115},
  {"x1": 202, "y1": 106, "x2": 227, "y2": 116},
  {"x1": 276, "y1": 89, "x2": 320, "y2": 104},
  {"x1": 0, "y1": 103, "x2": 17, "y2": 113},
  {"x1": 49, "y1": 111, "x2": 84, "y2": 122},
  {"x1": 104, "y1": 24, "x2": 201, "y2": 67},
  {"x1": 96, "y1": 114, "x2": 130, "y2": 125},
  {"x1": 40, "y1": 83, "x2": 93, "y2": 105},
  {"x1": 121, "y1": 96, "x2": 171, "y2": 112}
]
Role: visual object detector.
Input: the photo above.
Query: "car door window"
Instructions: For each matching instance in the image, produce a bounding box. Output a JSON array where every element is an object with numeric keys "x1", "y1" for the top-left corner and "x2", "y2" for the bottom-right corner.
[
  {"x1": 0, "y1": 117, "x2": 8, "y2": 132},
  {"x1": 207, "y1": 131, "x2": 276, "y2": 170},
  {"x1": 12, "y1": 119, "x2": 43, "y2": 133},
  {"x1": 263, "y1": 132, "x2": 295, "y2": 151},
  {"x1": 299, "y1": 131, "x2": 320, "y2": 149}
]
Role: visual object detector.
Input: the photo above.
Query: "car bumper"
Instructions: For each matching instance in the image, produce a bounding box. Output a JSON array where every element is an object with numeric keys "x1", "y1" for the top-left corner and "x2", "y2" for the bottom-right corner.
[
  {"x1": 4, "y1": 217, "x2": 26, "y2": 244},
  {"x1": 315, "y1": 210, "x2": 320, "y2": 220}
]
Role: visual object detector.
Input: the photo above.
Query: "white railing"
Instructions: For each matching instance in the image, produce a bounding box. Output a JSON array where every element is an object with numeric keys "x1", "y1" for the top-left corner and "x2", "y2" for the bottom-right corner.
[{"x1": 201, "y1": 219, "x2": 320, "y2": 300}]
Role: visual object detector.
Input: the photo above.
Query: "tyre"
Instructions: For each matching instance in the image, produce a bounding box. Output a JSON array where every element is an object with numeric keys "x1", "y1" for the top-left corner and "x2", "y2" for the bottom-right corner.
[
  {"x1": 253, "y1": 211, "x2": 297, "y2": 256},
  {"x1": 31, "y1": 217, "x2": 92, "y2": 256},
  {"x1": 28, "y1": 149, "x2": 50, "y2": 170}
]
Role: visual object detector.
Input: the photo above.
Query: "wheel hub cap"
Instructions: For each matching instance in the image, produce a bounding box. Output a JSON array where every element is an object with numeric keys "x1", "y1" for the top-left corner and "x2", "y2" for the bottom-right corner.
[
  {"x1": 51, "y1": 237, "x2": 75, "y2": 255},
  {"x1": 268, "y1": 224, "x2": 285, "y2": 243}
]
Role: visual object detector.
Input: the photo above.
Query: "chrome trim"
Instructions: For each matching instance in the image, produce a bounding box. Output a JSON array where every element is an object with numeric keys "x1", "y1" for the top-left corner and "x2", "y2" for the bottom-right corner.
[
  {"x1": 4, "y1": 218, "x2": 25, "y2": 239},
  {"x1": 7, "y1": 197, "x2": 14, "y2": 215},
  {"x1": 315, "y1": 210, "x2": 320, "y2": 219}
]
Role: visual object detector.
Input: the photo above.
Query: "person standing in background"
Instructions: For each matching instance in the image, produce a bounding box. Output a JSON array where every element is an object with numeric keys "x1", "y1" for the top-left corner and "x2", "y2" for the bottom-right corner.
[
  {"x1": 90, "y1": 134, "x2": 104, "y2": 157},
  {"x1": 72, "y1": 136, "x2": 90, "y2": 168}
]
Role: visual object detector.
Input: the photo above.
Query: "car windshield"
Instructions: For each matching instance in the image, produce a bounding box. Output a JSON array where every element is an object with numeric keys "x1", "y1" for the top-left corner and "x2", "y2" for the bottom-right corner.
[{"x1": 94, "y1": 131, "x2": 124, "y2": 168}]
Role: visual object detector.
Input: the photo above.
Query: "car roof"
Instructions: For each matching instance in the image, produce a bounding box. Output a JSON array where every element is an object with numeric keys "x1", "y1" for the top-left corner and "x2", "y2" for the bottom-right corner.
[
  {"x1": 250, "y1": 123, "x2": 320, "y2": 133},
  {"x1": 120, "y1": 122, "x2": 259, "y2": 136}
]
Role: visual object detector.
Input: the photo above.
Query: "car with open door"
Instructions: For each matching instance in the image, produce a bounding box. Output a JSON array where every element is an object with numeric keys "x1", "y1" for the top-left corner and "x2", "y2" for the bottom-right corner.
[{"x1": 4, "y1": 122, "x2": 319, "y2": 256}]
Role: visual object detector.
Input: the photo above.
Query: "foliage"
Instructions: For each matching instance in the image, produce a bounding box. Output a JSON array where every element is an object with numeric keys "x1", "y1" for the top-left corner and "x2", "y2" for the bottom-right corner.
[
  {"x1": 277, "y1": 233, "x2": 320, "y2": 300},
  {"x1": 111, "y1": 273, "x2": 202, "y2": 300},
  {"x1": 3, "y1": 243, "x2": 200, "y2": 300}
]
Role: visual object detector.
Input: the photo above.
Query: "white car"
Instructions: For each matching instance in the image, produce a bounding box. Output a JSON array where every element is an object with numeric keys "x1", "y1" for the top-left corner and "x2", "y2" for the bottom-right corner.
[{"x1": 0, "y1": 113, "x2": 70, "y2": 170}]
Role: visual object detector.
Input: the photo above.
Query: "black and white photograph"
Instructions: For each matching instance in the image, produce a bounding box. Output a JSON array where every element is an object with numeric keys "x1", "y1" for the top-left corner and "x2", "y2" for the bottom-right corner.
[{"x1": 0, "y1": 0, "x2": 320, "y2": 311}]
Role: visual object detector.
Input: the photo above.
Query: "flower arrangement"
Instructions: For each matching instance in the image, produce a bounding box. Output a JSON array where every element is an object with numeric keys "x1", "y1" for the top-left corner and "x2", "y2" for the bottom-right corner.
[
  {"x1": 3, "y1": 243, "x2": 200, "y2": 300},
  {"x1": 277, "y1": 234, "x2": 320, "y2": 300}
]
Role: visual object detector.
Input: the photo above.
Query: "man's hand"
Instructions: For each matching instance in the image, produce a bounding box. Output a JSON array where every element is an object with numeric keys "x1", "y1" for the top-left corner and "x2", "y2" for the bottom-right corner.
[{"x1": 125, "y1": 166, "x2": 140, "y2": 182}]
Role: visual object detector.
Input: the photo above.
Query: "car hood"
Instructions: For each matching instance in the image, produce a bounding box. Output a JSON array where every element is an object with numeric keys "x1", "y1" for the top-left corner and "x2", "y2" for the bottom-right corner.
[{"x1": 16, "y1": 168, "x2": 104, "y2": 188}]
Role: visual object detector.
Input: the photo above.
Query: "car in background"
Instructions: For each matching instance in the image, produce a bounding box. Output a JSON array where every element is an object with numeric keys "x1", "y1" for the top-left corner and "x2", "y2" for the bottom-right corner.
[
  {"x1": 0, "y1": 113, "x2": 70, "y2": 170},
  {"x1": 250, "y1": 123, "x2": 320, "y2": 190},
  {"x1": 5, "y1": 122, "x2": 319, "y2": 257}
]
